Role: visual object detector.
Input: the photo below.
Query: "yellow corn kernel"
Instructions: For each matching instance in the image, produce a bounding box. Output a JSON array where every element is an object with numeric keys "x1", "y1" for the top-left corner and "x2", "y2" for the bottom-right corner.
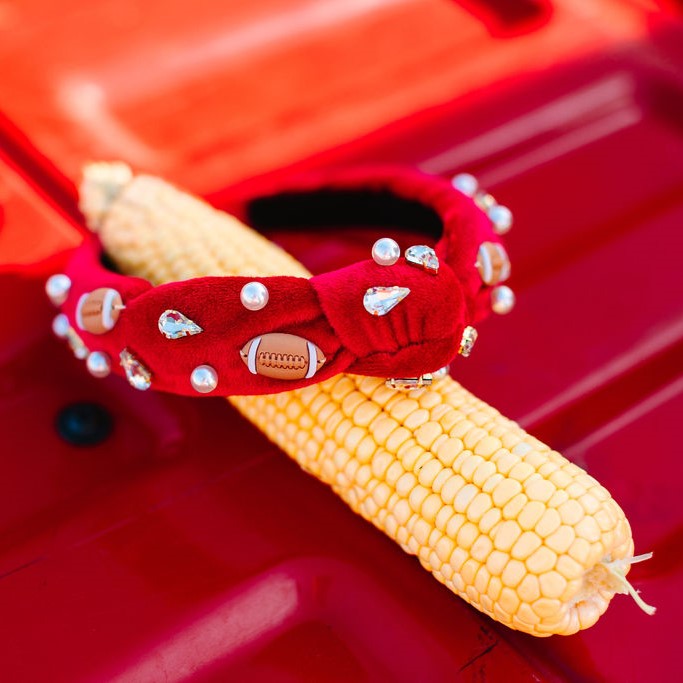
[{"x1": 80, "y1": 163, "x2": 654, "y2": 637}]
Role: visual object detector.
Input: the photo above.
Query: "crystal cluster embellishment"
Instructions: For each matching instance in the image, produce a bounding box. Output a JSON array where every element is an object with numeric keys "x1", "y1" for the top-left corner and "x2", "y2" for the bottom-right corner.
[
  {"x1": 190, "y1": 364, "x2": 218, "y2": 393},
  {"x1": 120, "y1": 348, "x2": 152, "y2": 390},
  {"x1": 405, "y1": 245, "x2": 439, "y2": 274},
  {"x1": 45, "y1": 274, "x2": 72, "y2": 306},
  {"x1": 458, "y1": 326, "x2": 478, "y2": 357},
  {"x1": 240, "y1": 282, "x2": 269, "y2": 311},
  {"x1": 158, "y1": 310, "x2": 203, "y2": 339},
  {"x1": 363, "y1": 286, "x2": 410, "y2": 316},
  {"x1": 371, "y1": 237, "x2": 400, "y2": 266},
  {"x1": 386, "y1": 374, "x2": 433, "y2": 391}
]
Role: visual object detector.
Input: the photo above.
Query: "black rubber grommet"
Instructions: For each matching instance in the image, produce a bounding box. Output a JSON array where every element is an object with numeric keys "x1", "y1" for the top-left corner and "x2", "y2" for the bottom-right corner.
[{"x1": 56, "y1": 402, "x2": 113, "y2": 447}]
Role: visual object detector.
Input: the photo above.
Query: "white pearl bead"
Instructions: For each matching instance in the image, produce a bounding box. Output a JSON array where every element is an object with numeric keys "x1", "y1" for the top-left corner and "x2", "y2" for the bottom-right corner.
[
  {"x1": 191, "y1": 364, "x2": 218, "y2": 393},
  {"x1": 491, "y1": 285, "x2": 516, "y2": 315},
  {"x1": 45, "y1": 274, "x2": 71, "y2": 306},
  {"x1": 488, "y1": 204, "x2": 513, "y2": 235},
  {"x1": 451, "y1": 173, "x2": 479, "y2": 197},
  {"x1": 52, "y1": 313, "x2": 70, "y2": 338},
  {"x1": 86, "y1": 351, "x2": 111, "y2": 378},
  {"x1": 240, "y1": 282, "x2": 269, "y2": 311},
  {"x1": 371, "y1": 237, "x2": 400, "y2": 266}
]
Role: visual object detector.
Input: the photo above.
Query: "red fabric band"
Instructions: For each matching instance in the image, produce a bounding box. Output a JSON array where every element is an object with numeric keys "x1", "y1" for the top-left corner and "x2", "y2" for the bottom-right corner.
[{"x1": 55, "y1": 165, "x2": 507, "y2": 396}]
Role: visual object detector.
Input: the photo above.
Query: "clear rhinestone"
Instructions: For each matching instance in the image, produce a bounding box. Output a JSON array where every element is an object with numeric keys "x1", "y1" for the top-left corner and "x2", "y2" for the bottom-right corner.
[
  {"x1": 65, "y1": 327, "x2": 88, "y2": 359},
  {"x1": 120, "y1": 348, "x2": 152, "y2": 390},
  {"x1": 405, "y1": 245, "x2": 439, "y2": 274},
  {"x1": 363, "y1": 286, "x2": 410, "y2": 316},
  {"x1": 386, "y1": 375, "x2": 433, "y2": 391},
  {"x1": 158, "y1": 309, "x2": 203, "y2": 339},
  {"x1": 458, "y1": 326, "x2": 478, "y2": 357}
]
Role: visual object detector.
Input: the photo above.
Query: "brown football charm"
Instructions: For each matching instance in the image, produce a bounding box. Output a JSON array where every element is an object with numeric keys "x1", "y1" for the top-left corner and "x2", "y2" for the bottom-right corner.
[
  {"x1": 75, "y1": 287, "x2": 123, "y2": 334},
  {"x1": 240, "y1": 333, "x2": 326, "y2": 381},
  {"x1": 476, "y1": 242, "x2": 511, "y2": 286}
]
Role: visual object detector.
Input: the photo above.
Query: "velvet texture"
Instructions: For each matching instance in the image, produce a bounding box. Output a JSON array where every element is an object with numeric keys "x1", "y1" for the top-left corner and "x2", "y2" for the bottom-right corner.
[{"x1": 60, "y1": 166, "x2": 503, "y2": 396}]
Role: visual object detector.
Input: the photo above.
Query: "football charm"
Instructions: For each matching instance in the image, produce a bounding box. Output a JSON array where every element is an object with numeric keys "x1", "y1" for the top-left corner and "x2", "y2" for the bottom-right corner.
[
  {"x1": 240, "y1": 333, "x2": 326, "y2": 381},
  {"x1": 75, "y1": 287, "x2": 123, "y2": 334},
  {"x1": 476, "y1": 242, "x2": 511, "y2": 286}
]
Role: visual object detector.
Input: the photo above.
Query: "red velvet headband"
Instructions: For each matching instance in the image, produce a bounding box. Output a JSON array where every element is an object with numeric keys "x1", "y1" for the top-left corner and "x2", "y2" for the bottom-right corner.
[{"x1": 46, "y1": 166, "x2": 514, "y2": 396}]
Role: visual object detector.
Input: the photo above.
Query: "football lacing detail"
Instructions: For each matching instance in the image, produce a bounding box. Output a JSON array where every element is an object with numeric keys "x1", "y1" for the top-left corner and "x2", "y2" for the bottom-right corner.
[{"x1": 258, "y1": 351, "x2": 307, "y2": 370}]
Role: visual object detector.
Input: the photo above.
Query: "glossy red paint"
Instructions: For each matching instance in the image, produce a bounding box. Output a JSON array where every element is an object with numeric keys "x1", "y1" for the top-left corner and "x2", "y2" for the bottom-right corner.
[{"x1": 1, "y1": 1, "x2": 682, "y2": 681}]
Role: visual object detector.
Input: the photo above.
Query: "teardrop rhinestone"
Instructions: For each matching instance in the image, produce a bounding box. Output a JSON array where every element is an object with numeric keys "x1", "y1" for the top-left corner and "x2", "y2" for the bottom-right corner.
[
  {"x1": 405, "y1": 245, "x2": 439, "y2": 274},
  {"x1": 158, "y1": 310, "x2": 203, "y2": 339},
  {"x1": 120, "y1": 348, "x2": 152, "y2": 390},
  {"x1": 458, "y1": 326, "x2": 478, "y2": 357},
  {"x1": 66, "y1": 327, "x2": 89, "y2": 360},
  {"x1": 363, "y1": 286, "x2": 410, "y2": 316}
]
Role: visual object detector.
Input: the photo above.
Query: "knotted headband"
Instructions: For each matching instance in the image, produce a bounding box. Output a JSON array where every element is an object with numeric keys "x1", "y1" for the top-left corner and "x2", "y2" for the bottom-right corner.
[{"x1": 46, "y1": 166, "x2": 513, "y2": 396}]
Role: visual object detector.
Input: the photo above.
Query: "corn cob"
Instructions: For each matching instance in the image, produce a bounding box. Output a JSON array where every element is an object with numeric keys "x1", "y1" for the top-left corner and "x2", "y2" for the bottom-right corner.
[{"x1": 79, "y1": 162, "x2": 653, "y2": 636}]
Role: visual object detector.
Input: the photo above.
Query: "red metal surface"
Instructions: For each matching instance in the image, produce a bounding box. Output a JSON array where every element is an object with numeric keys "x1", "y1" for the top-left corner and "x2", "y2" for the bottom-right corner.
[{"x1": 1, "y1": 1, "x2": 682, "y2": 681}]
